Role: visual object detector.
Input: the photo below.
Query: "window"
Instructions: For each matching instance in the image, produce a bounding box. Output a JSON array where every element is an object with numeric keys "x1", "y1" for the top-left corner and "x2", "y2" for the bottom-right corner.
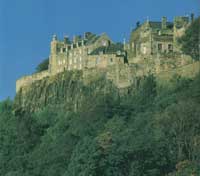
[
  {"x1": 88, "y1": 49, "x2": 91, "y2": 54},
  {"x1": 96, "y1": 57, "x2": 100, "y2": 65},
  {"x1": 63, "y1": 48, "x2": 66, "y2": 52},
  {"x1": 158, "y1": 43, "x2": 162, "y2": 52},
  {"x1": 143, "y1": 46, "x2": 147, "y2": 54},
  {"x1": 110, "y1": 58, "x2": 113, "y2": 63},
  {"x1": 132, "y1": 42, "x2": 134, "y2": 49},
  {"x1": 168, "y1": 44, "x2": 173, "y2": 52},
  {"x1": 69, "y1": 59, "x2": 72, "y2": 65},
  {"x1": 102, "y1": 40, "x2": 107, "y2": 46},
  {"x1": 57, "y1": 48, "x2": 61, "y2": 52},
  {"x1": 117, "y1": 50, "x2": 121, "y2": 55}
]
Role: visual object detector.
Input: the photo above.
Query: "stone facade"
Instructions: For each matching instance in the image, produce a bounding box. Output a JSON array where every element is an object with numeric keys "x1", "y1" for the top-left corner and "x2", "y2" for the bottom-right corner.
[
  {"x1": 16, "y1": 70, "x2": 49, "y2": 92},
  {"x1": 16, "y1": 15, "x2": 196, "y2": 92},
  {"x1": 128, "y1": 16, "x2": 190, "y2": 59},
  {"x1": 49, "y1": 32, "x2": 115, "y2": 74}
]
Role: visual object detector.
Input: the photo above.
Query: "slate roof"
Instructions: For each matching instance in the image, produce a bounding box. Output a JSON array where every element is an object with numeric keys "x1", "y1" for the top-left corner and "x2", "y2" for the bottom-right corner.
[
  {"x1": 132, "y1": 21, "x2": 174, "y2": 32},
  {"x1": 149, "y1": 21, "x2": 174, "y2": 30},
  {"x1": 89, "y1": 43, "x2": 124, "y2": 55},
  {"x1": 68, "y1": 33, "x2": 110, "y2": 47},
  {"x1": 85, "y1": 35, "x2": 101, "y2": 45}
]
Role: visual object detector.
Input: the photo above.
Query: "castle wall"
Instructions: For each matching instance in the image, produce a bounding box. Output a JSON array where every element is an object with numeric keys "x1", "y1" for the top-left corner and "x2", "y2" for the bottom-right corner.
[
  {"x1": 129, "y1": 53, "x2": 193, "y2": 75},
  {"x1": 16, "y1": 53, "x2": 124, "y2": 92},
  {"x1": 156, "y1": 61, "x2": 200, "y2": 86},
  {"x1": 86, "y1": 54, "x2": 124, "y2": 69},
  {"x1": 16, "y1": 70, "x2": 49, "y2": 92}
]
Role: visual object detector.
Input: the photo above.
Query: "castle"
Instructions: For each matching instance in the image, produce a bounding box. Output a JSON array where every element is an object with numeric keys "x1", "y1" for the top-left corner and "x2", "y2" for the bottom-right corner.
[{"x1": 16, "y1": 15, "x2": 196, "y2": 92}]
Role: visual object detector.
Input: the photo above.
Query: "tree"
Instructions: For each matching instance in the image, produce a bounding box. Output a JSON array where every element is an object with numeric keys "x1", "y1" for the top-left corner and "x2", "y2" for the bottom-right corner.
[
  {"x1": 179, "y1": 17, "x2": 200, "y2": 61},
  {"x1": 157, "y1": 100, "x2": 200, "y2": 162},
  {"x1": 35, "y1": 58, "x2": 49, "y2": 73}
]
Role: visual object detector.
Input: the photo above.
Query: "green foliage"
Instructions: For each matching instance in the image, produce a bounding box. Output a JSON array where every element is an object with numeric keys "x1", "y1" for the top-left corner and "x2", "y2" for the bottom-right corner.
[
  {"x1": 179, "y1": 17, "x2": 200, "y2": 60},
  {"x1": 1, "y1": 74, "x2": 200, "y2": 175},
  {"x1": 35, "y1": 58, "x2": 49, "y2": 73},
  {"x1": 168, "y1": 160, "x2": 200, "y2": 176}
]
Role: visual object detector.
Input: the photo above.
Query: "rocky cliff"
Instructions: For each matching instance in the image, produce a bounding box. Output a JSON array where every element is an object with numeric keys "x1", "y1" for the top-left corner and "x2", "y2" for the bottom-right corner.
[
  {"x1": 14, "y1": 70, "x2": 120, "y2": 112},
  {"x1": 14, "y1": 61, "x2": 200, "y2": 112}
]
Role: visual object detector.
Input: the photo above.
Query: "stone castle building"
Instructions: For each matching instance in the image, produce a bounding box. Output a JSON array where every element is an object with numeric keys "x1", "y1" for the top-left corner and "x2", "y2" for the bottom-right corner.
[
  {"x1": 49, "y1": 32, "x2": 126, "y2": 74},
  {"x1": 128, "y1": 16, "x2": 191, "y2": 58},
  {"x1": 16, "y1": 15, "x2": 195, "y2": 92}
]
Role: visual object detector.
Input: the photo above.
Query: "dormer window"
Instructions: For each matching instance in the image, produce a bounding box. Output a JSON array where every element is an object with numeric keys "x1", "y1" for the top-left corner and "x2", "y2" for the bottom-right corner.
[
  {"x1": 99, "y1": 51, "x2": 104, "y2": 55},
  {"x1": 158, "y1": 43, "x2": 162, "y2": 52},
  {"x1": 102, "y1": 40, "x2": 107, "y2": 46},
  {"x1": 88, "y1": 49, "x2": 91, "y2": 54},
  {"x1": 117, "y1": 50, "x2": 121, "y2": 55}
]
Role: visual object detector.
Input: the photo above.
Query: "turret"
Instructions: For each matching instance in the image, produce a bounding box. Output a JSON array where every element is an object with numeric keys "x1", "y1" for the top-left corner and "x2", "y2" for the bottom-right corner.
[
  {"x1": 173, "y1": 16, "x2": 190, "y2": 52},
  {"x1": 191, "y1": 13, "x2": 194, "y2": 23},
  {"x1": 174, "y1": 16, "x2": 189, "y2": 29},
  {"x1": 51, "y1": 34, "x2": 58, "y2": 55}
]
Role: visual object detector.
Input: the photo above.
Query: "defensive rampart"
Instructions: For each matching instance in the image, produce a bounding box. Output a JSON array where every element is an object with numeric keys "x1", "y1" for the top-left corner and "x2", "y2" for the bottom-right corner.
[{"x1": 16, "y1": 70, "x2": 49, "y2": 92}]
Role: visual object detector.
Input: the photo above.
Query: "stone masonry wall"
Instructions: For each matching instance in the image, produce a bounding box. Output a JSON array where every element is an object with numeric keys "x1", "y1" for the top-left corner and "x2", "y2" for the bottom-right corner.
[{"x1": 16, "y1": 70, "x2": 49, "y2": 92}]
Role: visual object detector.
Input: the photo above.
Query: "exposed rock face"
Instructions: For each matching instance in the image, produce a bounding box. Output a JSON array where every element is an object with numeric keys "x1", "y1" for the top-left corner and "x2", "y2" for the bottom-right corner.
[
  {"x1": 14, "y1": 61, "x2": 200, "y2": 112},
  {"x1": 14, "y1": 70, "x2": 120, "y2": 112}
]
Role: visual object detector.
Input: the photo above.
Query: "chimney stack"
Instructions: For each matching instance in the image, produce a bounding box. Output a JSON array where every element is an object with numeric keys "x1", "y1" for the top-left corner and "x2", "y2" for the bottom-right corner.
[
  {"x1": 162, "y1": 17, "x2": 167, "y2": 30},
  {"x1": 52, "y1": 34, "x2": 57, "y2": 41},
  {"x1": 191, "y1": 13, "x2": 194, "y2": 23},
  {"x1": 84, "y1": 32, "x2": 92, "y2": 39},
  {"x1": 64, "y1": 35, "x2": 70, "y2": 44}
]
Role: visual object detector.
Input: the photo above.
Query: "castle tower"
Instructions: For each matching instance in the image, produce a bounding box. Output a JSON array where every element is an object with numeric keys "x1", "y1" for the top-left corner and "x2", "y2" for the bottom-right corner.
[
  {"x1": 49, "y1": 34, "x2": 58, "y2": 74},
  {"x1": 51, "y1": 34, "x2": 58, "y2": 55},
  {"x1": 173, "y1": 16, "x2": 190, "y2": 52}
]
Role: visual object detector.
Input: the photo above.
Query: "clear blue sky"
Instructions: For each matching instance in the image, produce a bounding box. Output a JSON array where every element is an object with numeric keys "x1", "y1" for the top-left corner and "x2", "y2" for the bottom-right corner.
[{"x1": 0, "y1": 0, "x2": 199, "y2": 101}]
